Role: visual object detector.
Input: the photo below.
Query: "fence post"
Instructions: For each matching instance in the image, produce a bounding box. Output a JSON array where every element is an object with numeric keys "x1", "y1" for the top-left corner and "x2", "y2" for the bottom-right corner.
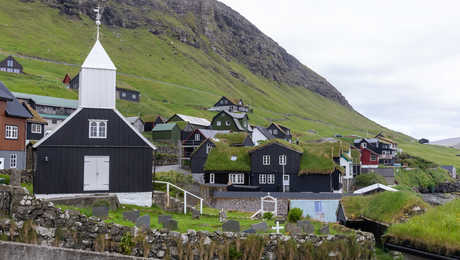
[
  {"x1": 166, "y1": 183, "x2": 170, "y2": 208},
  {"x1": 200, "y1": 199, "x2": 203, "y2": 214},
  {"x1": 184, "y1": 191, "x2": 187, "y2": 214}
]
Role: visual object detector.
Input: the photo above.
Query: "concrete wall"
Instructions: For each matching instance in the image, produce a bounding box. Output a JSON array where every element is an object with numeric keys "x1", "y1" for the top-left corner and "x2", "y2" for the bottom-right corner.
[{"x1": 0, "y1": 241, "x2": 146, "y2": 260}]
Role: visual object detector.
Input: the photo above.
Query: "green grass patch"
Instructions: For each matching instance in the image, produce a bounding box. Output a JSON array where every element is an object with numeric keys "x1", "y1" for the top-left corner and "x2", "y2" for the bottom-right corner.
[
  {"x1": 204, "y1": 142, "x2": 251, "y2": 172},
  {"x1": 21, "y1": 183, "x2": 33, "y2": 194},
  {"x1": 341, "y1": 191, "x2": 429, "y2": 224},
  {"x1": 299, "y1": 142, "x2": 349, "y2": 175},
  {"x1": 385, "y1": 199, "x2": 460, "y2": 257},
  {"x1": 395, "y1": 167, "x2": 453, "y2": 192},
  {"x1": 354, "y1": 172, "x2": 387, "y2": 189},
  {"x1": 0, "y1": 174, "x2": 10, "y2": 185}
]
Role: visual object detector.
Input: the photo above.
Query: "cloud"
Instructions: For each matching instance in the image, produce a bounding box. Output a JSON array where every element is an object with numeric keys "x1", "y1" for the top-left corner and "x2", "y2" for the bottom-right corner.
[{"x1": 220, "y1": 0, "x2": 460, "y2": 140}]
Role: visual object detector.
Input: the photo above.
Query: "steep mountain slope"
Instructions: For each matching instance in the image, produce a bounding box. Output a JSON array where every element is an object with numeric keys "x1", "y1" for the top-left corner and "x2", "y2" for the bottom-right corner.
[{"x1": 0, "y1": 0, "x2": 457, "y2": 167}]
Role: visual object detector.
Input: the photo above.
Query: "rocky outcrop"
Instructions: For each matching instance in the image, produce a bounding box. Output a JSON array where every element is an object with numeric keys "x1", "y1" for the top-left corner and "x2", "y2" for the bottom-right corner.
[{"x1": 34, "y1": 0, "x2": 351, "y2": 108}]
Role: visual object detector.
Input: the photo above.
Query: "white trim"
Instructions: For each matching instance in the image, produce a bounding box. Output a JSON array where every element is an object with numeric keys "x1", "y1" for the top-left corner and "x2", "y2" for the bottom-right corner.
[
  {"x1": 5, "y1": 125, "x2": 18, "y2": 139},
  {"x1": 112, "y1": 109, "x2": 156, "y2": 150},
  {"x1": 31, "y1": 123, "x2": 42, "y2": 134},
  {"x1": 10, "y1": 153, "x2": 17, "y2": 168},
  {"x1": 354, "y1": 183, "x2": 398, "y2": 194},
  {"x1": 263, "y1": 155, "x2": 270, "y2": 165},
  {"x1": 209, "y1": 173, "x2": 215, "y2": 184},
  {"x1": 279, "y1": 155, "x2": 287, "y2": 165},
  {"x1": 33, "y1": 107, "x2": 83, "y2": 148},
  {"x1": 88, "y1": 119, "x2": 108, "y2": 139}
]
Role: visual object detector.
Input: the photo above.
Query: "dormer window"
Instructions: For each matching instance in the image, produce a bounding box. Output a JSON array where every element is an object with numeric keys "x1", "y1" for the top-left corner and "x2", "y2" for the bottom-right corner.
[{"x1": 89, "y1": 120, "x2": 107, "y2": 139}]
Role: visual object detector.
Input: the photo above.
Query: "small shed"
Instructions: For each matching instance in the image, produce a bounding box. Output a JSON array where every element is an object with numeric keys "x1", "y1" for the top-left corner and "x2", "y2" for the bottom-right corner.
[{"x1": 152, "y1": 123, "x2": 181, "y2": 142}]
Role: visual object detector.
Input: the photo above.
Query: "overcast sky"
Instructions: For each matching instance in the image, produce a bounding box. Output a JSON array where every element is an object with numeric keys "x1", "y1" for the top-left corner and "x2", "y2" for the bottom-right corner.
[{"x1": 219, "y1": 0, "x2": 460, "y2": 141}]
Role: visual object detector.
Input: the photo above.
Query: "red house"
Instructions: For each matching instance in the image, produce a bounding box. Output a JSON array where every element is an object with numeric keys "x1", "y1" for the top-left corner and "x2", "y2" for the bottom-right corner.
[
  {"x1": 360, "y1": 147, "x2": 379, "y2": 168},
  {"x1": 62, "y1": 73, "x2": 71, "y2": 85}
]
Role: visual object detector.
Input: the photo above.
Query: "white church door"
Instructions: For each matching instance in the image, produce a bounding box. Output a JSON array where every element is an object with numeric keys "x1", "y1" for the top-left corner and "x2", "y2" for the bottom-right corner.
[{"x1": 84, "y1": 156, "x2": 110, "y2": 191}]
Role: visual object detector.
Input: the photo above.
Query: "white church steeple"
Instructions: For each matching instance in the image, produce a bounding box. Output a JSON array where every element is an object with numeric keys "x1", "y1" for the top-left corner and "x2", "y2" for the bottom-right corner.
[{"x1": 78, "y1": 5, "x2": 117, "y2": 109}]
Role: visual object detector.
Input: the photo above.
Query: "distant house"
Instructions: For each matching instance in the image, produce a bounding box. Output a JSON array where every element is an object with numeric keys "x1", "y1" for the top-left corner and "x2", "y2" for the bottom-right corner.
[
  {"x1": 33, "y1": 37, "x2": 155, "y2": 206},
  {"x1": 0, "y1": 81, "x2": 32, "y2": 170},
  {"x1": 354, "y1": 138, "x2": 396, "y2": 166},
  {"x1": 125, "y1": 116, "x2": 144, "y2": 133},
  {"x1": 183, "y1": 129, "x2": 230, "y2": 162},
  {"x1": 210, "y1": 110, "x2": 249, "y2": 132},
  {"x1": 441, "y1": 165, "x2": 457, "y2": 179},
  {"x1": 68, "y1": 74, "x2": 140, "y2": 102},
  {"x1": 251, "y1": 126, "x2": 275, "y2": 145},
  {"x1": 151, "y1": 123, "x2": 181, "y2": 143},
  {"x1": 13, "y1": 92, "x2": 78, "y2": 133},
  {"x1": 266, "y1": 123, "x2": 292, "y2": 143},
  {"x1": 0, "y1": 56, "x2": 23, "y2": 74},
  {"x1": 167, "y1": 114, "x2": 211, "y2": 130},
  {"x1": 418, "y1": 138, "x2": 429, "y2": 144},
  {"x1": 144, "y1": 115, "x2": 166, "y2": 132},
  {"x1": 209, "y1": 96, "x2": 249, "y2": 113},
  {"x1": 22, "y1": 102, "x2": 47, "y2": 141},
  {"x1": 191, "y1": 132, "x2": 253, "y2": 174},
  {"x1": 62, "y1": 73, "x2": 71, "y2": 86}
]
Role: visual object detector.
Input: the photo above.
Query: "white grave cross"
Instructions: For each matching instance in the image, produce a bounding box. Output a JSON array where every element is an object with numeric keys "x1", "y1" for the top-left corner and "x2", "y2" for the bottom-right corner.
[{"x1": 272, "y1": 221, "x2": 284, "y2": 234}]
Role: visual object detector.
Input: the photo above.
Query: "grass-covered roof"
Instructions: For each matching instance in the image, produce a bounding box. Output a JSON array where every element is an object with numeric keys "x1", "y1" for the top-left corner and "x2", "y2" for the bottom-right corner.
[
  {"x1": 250, "y1": 139, "x2": 303, "y2": 153},
  {"x1": 215, "y1": 132, "x2": 248, "y2": 145},
  {"x1": 351, "y1": 148, "x2": 361, "y2": 164},
  {"x1": 203, "y1": 142, "x2": 251, "y2": 172},
  {"x1": 299, "y1": 142, "x2": 349, "y2": 175}
]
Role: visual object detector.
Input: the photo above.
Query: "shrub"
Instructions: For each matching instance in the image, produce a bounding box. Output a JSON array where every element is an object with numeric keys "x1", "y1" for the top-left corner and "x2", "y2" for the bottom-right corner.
[
  {"x1": 262, "y1": 212, "x2": 273, "y2": 220},
  {"x1": 120, "y1": 233, "x2": 135, "y2": 255},
  {"x1": 287, "y1": 208, "x2": 303, "y2": 223},
  {"x1": 354, "y1": 172, "x2": 387, "y2": 189},
  {"x1": 0, "y1": 174, "x2": 10, "y2": 185}
]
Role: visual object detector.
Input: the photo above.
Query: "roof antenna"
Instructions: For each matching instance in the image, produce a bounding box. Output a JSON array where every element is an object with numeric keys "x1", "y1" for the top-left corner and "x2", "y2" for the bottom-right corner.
[{"x1": 94, "y1": 3, "x2": 102, "y2": 41}]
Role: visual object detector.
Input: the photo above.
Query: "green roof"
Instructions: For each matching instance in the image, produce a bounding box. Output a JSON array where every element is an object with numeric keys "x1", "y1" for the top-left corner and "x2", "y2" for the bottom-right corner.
[
  {"x1": 174, "y1": 121, "x2": 188, "y2": 130},
  {"x1": 215, "y1": 132, "x2": 248, "y2": 145},
  {"x1": 204, "y1": 142, "x2": 251, "y2": 172},
  {"x1": 13, "y1": 92, "x2": 78, "y2": 109},
  {"x1": 351, "y1": 148, "x2": 361, "y2": 164},
  {"x1": 250, "y1": 139, "x2": 303, "y2": 153},
  {"x1": 152, "y1": 123, "x2": 177, "y2": 131},
  {"x1": 299, "y1": 142, "x2": 348, "y2": 175},
  {"x1": 39, "y1": 113, "x2": 68, "y2": 120}
]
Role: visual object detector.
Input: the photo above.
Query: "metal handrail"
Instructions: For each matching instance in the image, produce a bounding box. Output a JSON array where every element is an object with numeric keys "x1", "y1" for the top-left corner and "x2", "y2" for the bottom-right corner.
[{"x1": 153, "y1": 180, "x2": 203, "y2": 215}]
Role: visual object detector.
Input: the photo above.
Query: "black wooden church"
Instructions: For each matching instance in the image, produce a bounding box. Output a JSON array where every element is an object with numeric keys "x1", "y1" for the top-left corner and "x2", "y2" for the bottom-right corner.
[{"x1": 33, "y1": 27, "x2": 155, "y2": 206}]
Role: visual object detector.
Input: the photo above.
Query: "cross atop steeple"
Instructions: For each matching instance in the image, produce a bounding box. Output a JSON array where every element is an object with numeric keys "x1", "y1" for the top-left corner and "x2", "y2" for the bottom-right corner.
[{"x1": 94, "y1": 5, "x2": 101, "y2": 41}]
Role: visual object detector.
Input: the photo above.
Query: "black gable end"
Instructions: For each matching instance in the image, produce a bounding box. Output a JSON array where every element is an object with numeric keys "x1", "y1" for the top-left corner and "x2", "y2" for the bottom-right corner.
[{"x1": 41, "y1": 108, "x2": 148, "y2": 147}]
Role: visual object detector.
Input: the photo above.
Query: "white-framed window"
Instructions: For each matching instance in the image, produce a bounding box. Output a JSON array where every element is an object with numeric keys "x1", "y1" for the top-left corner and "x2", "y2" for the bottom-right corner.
[
  {"x1": 216, "y1": 121, "x2": 221, "y2": 126},
  {"x1": 259, "y1": 174, "x2": 267, "y2": 184},
  {"x1": 10, "y1": 154, "x2": 17, "y2": 168},
  {"x1": 88, "y1": 120, "x2": 107, "y2": 139},
  {"x1": 279, "y1": 155, "x2": 287, "y2": 165},
  {"x1": 267, "y1": 174, "x2": 275, "y2": 184},
  {"x1": 121, "y1": 92, "x2": 126, "y2": 97},
  {"x1": 225, "y1": 121, "x2": 231, "y2": 126},
  {"x1": 5, "y1": 125, "x2": 18, "y2": 139},
  {"x1": 195, "y1": 133, "x2": 200, "y2": 141},
  {"x1": 273, "y1": 129, "x2": 278, "y2": 135},
  {"x1": 370, "y1": 154, "x2": 377, "y2": 161},
  {"x1": 206, "y1": 144, "x2": 212, "y2": 154},
  {"x1": 263, "y1": 155, "x2": 270, "y2": 165},
  {"x1": 229, "y1": 173, "x2": 244, "y2": 184},
  {"x1": 31, "y1": 123, "x2": 42, "y2": 134},
  {"x1": 7, "y1": 60, "x2": 13, "y2": 67},
  {"x1": 268, "y1": 129, "x2": 273, "y2": 134},
  {"x1": 209, "y1": 173, "x2": 215, "y2": 184},
  {"x1": 132, "y1": 94, "x2": 137, "y2": 99},
  {"x1": 361, "y1": 143, "x2": 367, "y2": 148}
]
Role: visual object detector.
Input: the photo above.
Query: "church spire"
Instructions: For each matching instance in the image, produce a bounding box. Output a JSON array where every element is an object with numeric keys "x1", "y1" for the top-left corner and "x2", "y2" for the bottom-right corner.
[{"x1": 94, "y1": 5, "x2": 101, "y2": 41}]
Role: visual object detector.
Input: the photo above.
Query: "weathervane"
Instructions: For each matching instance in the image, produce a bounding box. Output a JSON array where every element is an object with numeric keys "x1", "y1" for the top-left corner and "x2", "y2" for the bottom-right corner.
[{"x1": 94, "y1": 4, "x2": 102, "y2": 40}]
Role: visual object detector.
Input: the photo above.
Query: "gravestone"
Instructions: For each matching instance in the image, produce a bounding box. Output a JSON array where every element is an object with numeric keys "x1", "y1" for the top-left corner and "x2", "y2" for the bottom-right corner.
[
  {"x1": 298, "y1": 220, "x2": 315, "y2": 234},
  {"x1": 320, "y1": 225, "x2": 329, "y2": 234},
  {"x1": 191, "y1": 209, "x2": 200, "y2": 219},
  {"x1": 285, "y1": 223, "x2": 302, "y2": 235},
  {"x1": 10, "y1": 170, "x2": 21, "y2": 186},
  {"x1": 251, "y1": 222, "x2": 268, "y2": 232},
  {"x1": 123, "y1": 210, "x2": 140, "y2": 222},
  {"x1": 163, "y1": 219, "x2": 178, "y2": 230},
  {"x1": 136, "y1": 215, "x2": 151, "y2": 229},
  {"x1": 243, "y1": 228, "x2": 256, "y2": 234},
  {"x1": 158, "y1": 215, "x2": 172, "y2": 226},
  {"x1": 219, "y1": 209, "x2": 227, "y2": 223},
  {"x1": 92, "y1": 206, "x2": 109, "y2": 218},
  {"x1": 222, "y1": 220, "x2": 240, "y2": 232}
]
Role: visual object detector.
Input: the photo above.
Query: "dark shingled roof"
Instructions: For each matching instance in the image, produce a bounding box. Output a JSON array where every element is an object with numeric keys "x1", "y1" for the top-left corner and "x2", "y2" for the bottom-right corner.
[
  {"x1": 0, "y1": 81, "x2": 32, "y2": 118},
  {"x1": 213, "y1": 192, "x2": 347, "y2": 200}
]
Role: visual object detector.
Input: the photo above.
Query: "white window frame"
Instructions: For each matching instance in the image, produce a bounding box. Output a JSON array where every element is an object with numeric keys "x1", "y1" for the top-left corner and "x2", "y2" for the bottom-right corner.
[
  {"x1": 279, "y1": 155, "x2": 287, "y2": 165},
  {"x1": 370, "y1": 154, "x2": 377, "y2": 161},
  {"x1": 7, "y1": 60, "x2": 13, "y2": 67},
  {"x1": 31, "y1": 123, "x2": 42, "y2": 134},
  {"x1": 361, "y1": 143, "x2": 367, "y2": 148},
  {"x1": 121, "y1": 92, "x2": 126, "y2": 97},
  {"x1": 132, "y1": 94, "x2": 137, "y2": 99},
  {"x1": 225, "y1": 121, "x2": 231, "y2": 126},
  {"x1": 259, "y1": 174, "x2": 266, "y2": 184},
  {"x1": 10, "y1": 154, "x2": 17, "y2": 168},
  {"x1": 194, "y1": 133, "x2": 200, "y2": 141},
  {"x1": 267, "y1": 174, "x2": 275, "y2": 184},
  {"x1": 273, "y1": 129, "x2": 278, "y2": 135},
  {"x1": 209, "y1": 173, "x2": 215, "y2": 184},
  {"x1": 88, "y1": 120, "x2": 107, "y2": 139},
  {"x1": 229, "y1": 173, "x2": 244, "y2": 184},
  {"x1": 5, "y1": 125, "x2": 18, "y2": 139},
  {"x1": 206, "y1": 144, "x2": 212, "y2": 154},
  {"x1": 263, "y1": 155, "x2": 270, "y2": 165},
  {"x1": 216, "y1": 121, "x2": 221, "y2": 126}
]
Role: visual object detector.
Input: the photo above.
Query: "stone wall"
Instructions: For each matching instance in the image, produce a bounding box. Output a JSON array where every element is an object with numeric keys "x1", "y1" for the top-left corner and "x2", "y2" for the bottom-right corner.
[
  {"x1": 213, "y1": 197, "x2": 289, "y2": 216},
  {"x1": 0, "y1": 169, "x2": 33, "y2": 184},
  {"x1": 42, "y1": 194, "x2": 120, "y2": 211},
  {"x1": 0, "y1": 185, "x2": 376, "y2": 259}
]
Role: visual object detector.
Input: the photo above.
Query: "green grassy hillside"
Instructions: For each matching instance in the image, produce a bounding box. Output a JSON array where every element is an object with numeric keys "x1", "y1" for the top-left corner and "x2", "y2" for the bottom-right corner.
[{"x1": 0, "y1": 0, "x2": 458, "y2": 168}]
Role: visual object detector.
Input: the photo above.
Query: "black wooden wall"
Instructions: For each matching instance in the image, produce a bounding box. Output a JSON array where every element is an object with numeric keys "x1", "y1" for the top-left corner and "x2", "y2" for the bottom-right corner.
[{"x1": 26, "y1": 122, "x2": 45, "y2": 141}]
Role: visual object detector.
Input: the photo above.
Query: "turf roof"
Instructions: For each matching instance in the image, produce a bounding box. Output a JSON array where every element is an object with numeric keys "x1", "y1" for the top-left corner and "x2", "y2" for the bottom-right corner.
[
  {"x1": 215, "y1": 132, "x2": 248, "y2": 145},
  {"x1": 299, "y1": 142, "x2": 349, "y2": 175},
  {"x1": 203, "y1": 142, "x2": 251, "y2": 172},
  {"x1": 250, "y1": 139, "x2": 303, "y2": 153}
]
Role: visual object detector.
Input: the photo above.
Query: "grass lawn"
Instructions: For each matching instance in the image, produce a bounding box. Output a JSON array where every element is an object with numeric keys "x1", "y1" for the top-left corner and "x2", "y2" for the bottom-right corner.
[
  {"x1": 394, "y1": 167, "x2": 453, "y2": 191},
  {"x1": 385, "y1": 199, "x2": 460, "y2": 257},
  {"x1": 341, "y1": 191, "x2": 429, "y2": 224}
]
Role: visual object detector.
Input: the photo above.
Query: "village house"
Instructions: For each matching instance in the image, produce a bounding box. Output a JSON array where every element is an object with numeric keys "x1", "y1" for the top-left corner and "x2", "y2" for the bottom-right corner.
[
  {"x1": 353, "y1": 137, "x2": 398, "y2": 167},
  {"x1": 62, "y1": 73, "x2": 71, "y2": 86},
  {"x1": 183, "y1": 129, "x2": 230, "y2": 164},
  {"x1": 208, "y1": 96, "x2": 249, "y2": 113},
  {"x1": 125, "y1": 116, "x2": 144, "y2": 133},
  {"x1": 13, "y1": 92, "x2": 78, "y2": 133},
  {"x1": 33, "y1": 34, "x2": 156, "y2": 206},
  {"x1": 151, "y1": 123, "x2": 181, "y2": 143},
  {"x1": 166, "y1": 114, "x2": 211, "y2": 140},
  {"x1": 0, "y1": 56, "x2": 23, "y2": 74},
  {"x1": 22, "y1": 102, "x2": 48, "y2": 141},
  {"x1": 0, "y1": 81, "x2": 32, "y2": 170},
  {"x1": 266, "y1": 123, "x2": 292, "y2": 143},
  {"x1": 251, "y1": 126, "x2": 275, "y2": 145},
  {"x1": 68, "y1": 73, "x2": 141, "y2": 102},
  {"x1": 210, "y1": 110, "x2": 250, "y2": 132},
  {"x1": 144, "y1": 115, "x2": 166, "y2": 132}
]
